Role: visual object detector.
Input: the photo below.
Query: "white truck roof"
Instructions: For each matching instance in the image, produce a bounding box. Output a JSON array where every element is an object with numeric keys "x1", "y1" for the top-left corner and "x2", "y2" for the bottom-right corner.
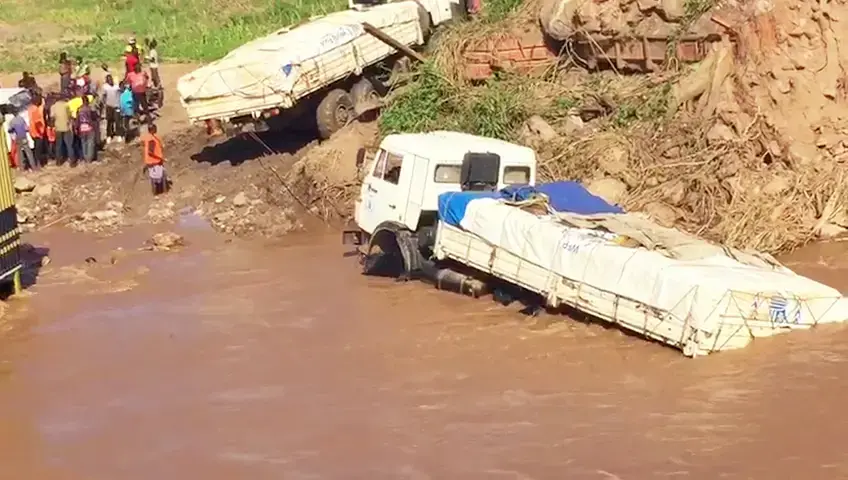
[
  {"x1": 380, "y1": 131, "x2": 537, "y2": 164},
  {"x1": 177, "y1": 1, "x2": 424, "y2": 121}
]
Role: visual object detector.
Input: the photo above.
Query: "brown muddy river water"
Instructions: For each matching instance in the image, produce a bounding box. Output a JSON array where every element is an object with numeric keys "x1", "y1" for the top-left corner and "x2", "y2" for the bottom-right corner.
[{"x1": 1, "y1": 225, "x2": 847, "y2": 479}]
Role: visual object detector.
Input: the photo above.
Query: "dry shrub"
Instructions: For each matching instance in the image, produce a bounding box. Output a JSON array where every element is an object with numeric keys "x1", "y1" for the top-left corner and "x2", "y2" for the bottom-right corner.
[
  {"x1": 537, "y1": 102, "x2": 848, "y2": 254},
  {"x1": 285, "y1": 121, "x2": 379, "y2": 221}
]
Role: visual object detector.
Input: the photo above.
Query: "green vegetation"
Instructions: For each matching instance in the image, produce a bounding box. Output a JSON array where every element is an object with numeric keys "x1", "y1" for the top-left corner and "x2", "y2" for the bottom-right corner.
[
  {"x1": 0, "y1": 0, "x2": 346, "y2": 73},
  {"x1": 480, "y1": 0, "x2": 525, "y2": 23},
  {"x1": 380, "y1": 61, "x2": 672, "y2": 141},
  {"x1": 611, "y1": 82, "x2": 673, "y2": 127},
  {"x1": 380, "y1": 64, "x2": 530, "y2": 142}
]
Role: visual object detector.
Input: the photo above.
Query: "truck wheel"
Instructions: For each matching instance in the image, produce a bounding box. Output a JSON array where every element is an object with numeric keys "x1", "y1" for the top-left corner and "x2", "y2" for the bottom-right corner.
[
  {"x1": 316, "y1": 89, "x2": 353, "y2": 140},
  {"x1": 350, "y1": 78, "x2": 381, "y2": 111}
]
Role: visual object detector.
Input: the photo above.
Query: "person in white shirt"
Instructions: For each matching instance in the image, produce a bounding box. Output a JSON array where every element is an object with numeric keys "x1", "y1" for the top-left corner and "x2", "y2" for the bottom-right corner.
[{"x1": 145, "y1": 38, "x2": 163, "y2": 108}]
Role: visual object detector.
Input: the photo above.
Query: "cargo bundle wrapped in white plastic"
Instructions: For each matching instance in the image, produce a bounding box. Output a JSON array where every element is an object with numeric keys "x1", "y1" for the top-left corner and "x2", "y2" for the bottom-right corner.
[
  {"x1": 177, "y1": 0, "x2": 464, "y2": 138},
  {"x1": 433, "y1": 193, "x2": 848, "y2": 357}
]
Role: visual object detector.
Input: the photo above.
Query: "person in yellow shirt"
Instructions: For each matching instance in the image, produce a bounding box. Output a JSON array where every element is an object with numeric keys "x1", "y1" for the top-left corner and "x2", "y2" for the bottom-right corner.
[
  {"x1": 68, "y1": 90, "x2": 96, "y2": 119},
  {"x1": 68, "y1": 90, "x2": 97, "y2": 161}
]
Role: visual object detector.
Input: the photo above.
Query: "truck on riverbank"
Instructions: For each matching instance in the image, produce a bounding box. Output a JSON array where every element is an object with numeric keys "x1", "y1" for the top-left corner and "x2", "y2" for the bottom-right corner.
[
  {"x1": 343, "y1": 131, "x2": 848, "y2": 357},
  {"x1": 176, "y1": 0, "x2": 466, "y2": 139}
]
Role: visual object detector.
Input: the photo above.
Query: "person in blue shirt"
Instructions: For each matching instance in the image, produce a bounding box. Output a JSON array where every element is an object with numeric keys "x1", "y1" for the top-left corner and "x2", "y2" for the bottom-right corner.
[
  {"x1": 119, "y1": 83, "x2": 135, "y2": 142},
  {"x1": 7, "y1": 110, "x2": 37, "y2": 171}
]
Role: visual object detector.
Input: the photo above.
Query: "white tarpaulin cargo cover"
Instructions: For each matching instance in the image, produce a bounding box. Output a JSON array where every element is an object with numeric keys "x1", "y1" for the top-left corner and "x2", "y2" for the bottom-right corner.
[
  {"x1": 434, "y1": 197, "x2": 848, "y2": 356},
  {"x1": 177, "y1": 2, "x2": 425, "y2": 122}
]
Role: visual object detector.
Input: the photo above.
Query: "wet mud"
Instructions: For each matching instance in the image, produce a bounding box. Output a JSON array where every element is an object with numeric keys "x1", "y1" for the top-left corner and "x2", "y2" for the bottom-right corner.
[{"x1": 1, "y1": 228, "x2": 848, "y2": 479}]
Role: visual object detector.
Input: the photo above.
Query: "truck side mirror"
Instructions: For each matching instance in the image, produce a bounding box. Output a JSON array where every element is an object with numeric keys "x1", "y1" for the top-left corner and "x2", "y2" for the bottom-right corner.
[{"x1": 356, "y1": 147, "x2": 366, "y2": 168}]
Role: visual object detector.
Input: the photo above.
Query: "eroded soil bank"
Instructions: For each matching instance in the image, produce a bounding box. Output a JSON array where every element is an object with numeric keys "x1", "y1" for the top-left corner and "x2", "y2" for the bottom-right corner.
[{"x1": 0, "y1": 225, "x2": 846, "y2": 479}]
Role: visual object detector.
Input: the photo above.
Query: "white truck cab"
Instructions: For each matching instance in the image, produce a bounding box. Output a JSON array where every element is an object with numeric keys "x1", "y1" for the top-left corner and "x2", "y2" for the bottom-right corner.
[
  {"x1": 344, "y1": 130, "x2": 537, "y2": 279},
  {"x1": 343, "y1": 130, "x2": 538, "y2": 280},
  {"x1": 353, "y1": 131, "x2": 537, "y2": 237}
]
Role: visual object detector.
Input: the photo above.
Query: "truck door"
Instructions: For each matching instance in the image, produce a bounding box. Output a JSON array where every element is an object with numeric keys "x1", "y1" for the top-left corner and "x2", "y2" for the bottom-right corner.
[
  {"x1": 402, "y1": 155, "x2": 428, "y2": 229},
  {"x1": 359, "y1": 148, "x2": 407, "y2": 232}
]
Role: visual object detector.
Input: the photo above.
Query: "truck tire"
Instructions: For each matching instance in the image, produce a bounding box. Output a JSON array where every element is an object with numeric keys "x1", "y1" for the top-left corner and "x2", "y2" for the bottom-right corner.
[
  {"x1": 416, "y1": 4, "x2": 434, "y2": 42},
  {"x1": 350, "y1": 78, "x2": 381, "y2": 110},
  {"x1": 316, "y1": 89, "x2": 354, "y2": 140}
]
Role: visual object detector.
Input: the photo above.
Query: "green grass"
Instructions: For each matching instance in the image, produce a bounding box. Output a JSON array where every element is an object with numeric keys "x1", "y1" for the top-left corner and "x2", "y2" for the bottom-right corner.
[
  {"x1": 380, "y1": 64, "x2": 530, "y2": 141},
  {"x1": 0, "y1": 0, "x2": 347, "y2": 73}
]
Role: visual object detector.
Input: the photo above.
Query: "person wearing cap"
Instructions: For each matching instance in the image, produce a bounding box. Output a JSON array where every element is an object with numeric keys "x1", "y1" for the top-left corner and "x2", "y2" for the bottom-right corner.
[
  {"x1": 73, "y1": 55, "x2": 90, "y2": 79},
  {"x1": 124, "y1": 36, "x2": 143, "y2": 78}
]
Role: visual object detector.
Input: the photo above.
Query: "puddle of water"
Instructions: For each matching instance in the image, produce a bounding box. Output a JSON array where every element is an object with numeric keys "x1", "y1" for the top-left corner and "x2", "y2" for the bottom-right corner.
[{"x1": 178, "y1": 209, "x2": 214, "y2": 232}]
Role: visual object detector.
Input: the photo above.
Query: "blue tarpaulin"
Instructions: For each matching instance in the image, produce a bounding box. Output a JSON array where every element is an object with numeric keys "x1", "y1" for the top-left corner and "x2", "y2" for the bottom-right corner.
[
  {"x1": 438, "y1": 191, "x2": 501, "y2": 227},
  {"x1": 437, "y1": 181, "x2": 623, "y2": 227},
  {"x1": 501, "y1": 181, "x2": 624, "y2": 215}
]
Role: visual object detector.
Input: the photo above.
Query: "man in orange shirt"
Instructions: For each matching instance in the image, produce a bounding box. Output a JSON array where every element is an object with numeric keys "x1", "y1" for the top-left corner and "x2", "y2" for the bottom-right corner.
[
  {"x1": 141, "y1": 123, "x2": 167, "y2": 195},
  {"x1": 28, "y1": 96, "x2": 46, "y2": 167}
]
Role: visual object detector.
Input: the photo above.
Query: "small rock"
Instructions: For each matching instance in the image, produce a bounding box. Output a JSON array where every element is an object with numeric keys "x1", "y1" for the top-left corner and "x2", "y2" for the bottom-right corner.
[
  {"x1": 92, "y1": 210, "x2": 119, "y2": 221},
  {"x1": 16, "y1": 212, "x2": 28, "y2": 223},
  {"x1": 14, "y1": 177, "x2": 36, "y2": 193},
  {"x1": 817, "y1": 222, "x2": 847, "y2": 239},
  {"x1": 767, "y1": 140, "x2": 782, "y2": 157},
  {"x1": 586, "y1": 178, "x2": 628, "y2": 206},
  {"x1": 149, "y1": 232, "x2": 185, "y2": 250},
  {"x1": 763, "y1": 175, "x2": 791, "y2": 195},
  {"x1": 659, "y1": 0, "x2": 685, "y2": 20},
  {"x1": 643, "y1": 202, "x2": 680, "y2": 228},
  {"x1": 106, "y1": 200, "x2": 124, "y2": 211},
  {"x1": 662, "y1": 181, "x2": 687, "y2": 206},
  {"x1": 232, "y1": 192, "x2": 248, "y2": 207},
  {"x1": 598, "y1": 146, "x2": 629, "y2": 176},
  {"x1": 214, "y1": 211, "x2": 235, "y2": 222},
  {"x1": 788, "y1": 143, "x2": 821, "y2": 166},
  {"x1": 521, "y1": 115, "x2": 559, "y2": 143},
  {"x1": 663, "y1": 146, "x2": 681, "y2": 158},
  {"x1": 215, "y1": 195, "x2": 226, "y2": 204},
  {"x1": 34, "y1": 184, "x2": 54, "y2": 197},
  {"x1": 706, "y1": 122, "x2": 736, "y2": 144},
  {"x1": 562, "y1": 115, "x2": 585, "y2": 136}
]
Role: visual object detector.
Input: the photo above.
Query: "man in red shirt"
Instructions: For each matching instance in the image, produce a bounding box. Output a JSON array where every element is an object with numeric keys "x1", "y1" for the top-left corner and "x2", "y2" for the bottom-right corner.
[
  {"x1": 126, "y1": 64, "x2": 149, "y2": 119},
  {"x1": 124, "y1": 37, "x2": 141, "y2": 78}
]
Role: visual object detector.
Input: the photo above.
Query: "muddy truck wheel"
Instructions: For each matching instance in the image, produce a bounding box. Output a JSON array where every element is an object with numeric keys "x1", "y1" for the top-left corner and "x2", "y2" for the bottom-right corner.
[
  {"x1": 350, "y1": 78, "x2": 382, "y2": 116},
  {"x1": 315, "y1": 88, "x2": 354, "y2": 140}
]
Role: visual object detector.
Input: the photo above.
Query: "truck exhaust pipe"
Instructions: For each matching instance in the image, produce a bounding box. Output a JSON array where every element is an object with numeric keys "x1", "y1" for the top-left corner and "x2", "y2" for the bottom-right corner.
[{"x1": 420, "y1": 262, "x2": 488, "y2": 298}]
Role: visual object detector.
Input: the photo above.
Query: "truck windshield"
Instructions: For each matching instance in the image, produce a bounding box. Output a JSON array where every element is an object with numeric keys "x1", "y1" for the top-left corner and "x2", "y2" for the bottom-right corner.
[
  {"x1": 434, "y1": 164, "x2": 461, "y2": 183},
  {"x1": 504, "y1": 166, "x2": 530, "y2": 185}
]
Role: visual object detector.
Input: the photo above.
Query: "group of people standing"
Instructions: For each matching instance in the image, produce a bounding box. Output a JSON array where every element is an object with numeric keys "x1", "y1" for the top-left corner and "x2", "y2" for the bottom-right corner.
[{"x1": 7, "y1": 36, "x2": 163, "y2": 172}]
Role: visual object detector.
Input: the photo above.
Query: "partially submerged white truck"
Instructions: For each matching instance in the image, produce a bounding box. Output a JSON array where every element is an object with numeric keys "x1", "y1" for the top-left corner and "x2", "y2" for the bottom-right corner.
[
  {"x1": 343, "y1": 131, "x2": 848, "y2": 357},
  {"x1": 176, "y1": 0, "x2": 467, "y2": 139}
]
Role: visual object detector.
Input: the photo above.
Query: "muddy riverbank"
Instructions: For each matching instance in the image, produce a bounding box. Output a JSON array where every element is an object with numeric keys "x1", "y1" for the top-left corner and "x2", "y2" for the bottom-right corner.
[{"x1": 0, "y1": 225, "x2": 846, "y2": 479}]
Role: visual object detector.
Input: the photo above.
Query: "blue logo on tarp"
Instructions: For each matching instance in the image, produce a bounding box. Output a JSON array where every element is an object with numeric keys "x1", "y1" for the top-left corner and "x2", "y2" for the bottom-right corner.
[{"x1": 767, "y1": 295, "x2": 802, "y2": 325}]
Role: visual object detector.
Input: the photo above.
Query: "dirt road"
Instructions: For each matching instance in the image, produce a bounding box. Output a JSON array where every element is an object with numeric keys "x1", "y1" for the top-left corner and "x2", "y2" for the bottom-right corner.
[{"x1": 0, "y1": 223, "x2": 847, "y2": 479}]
